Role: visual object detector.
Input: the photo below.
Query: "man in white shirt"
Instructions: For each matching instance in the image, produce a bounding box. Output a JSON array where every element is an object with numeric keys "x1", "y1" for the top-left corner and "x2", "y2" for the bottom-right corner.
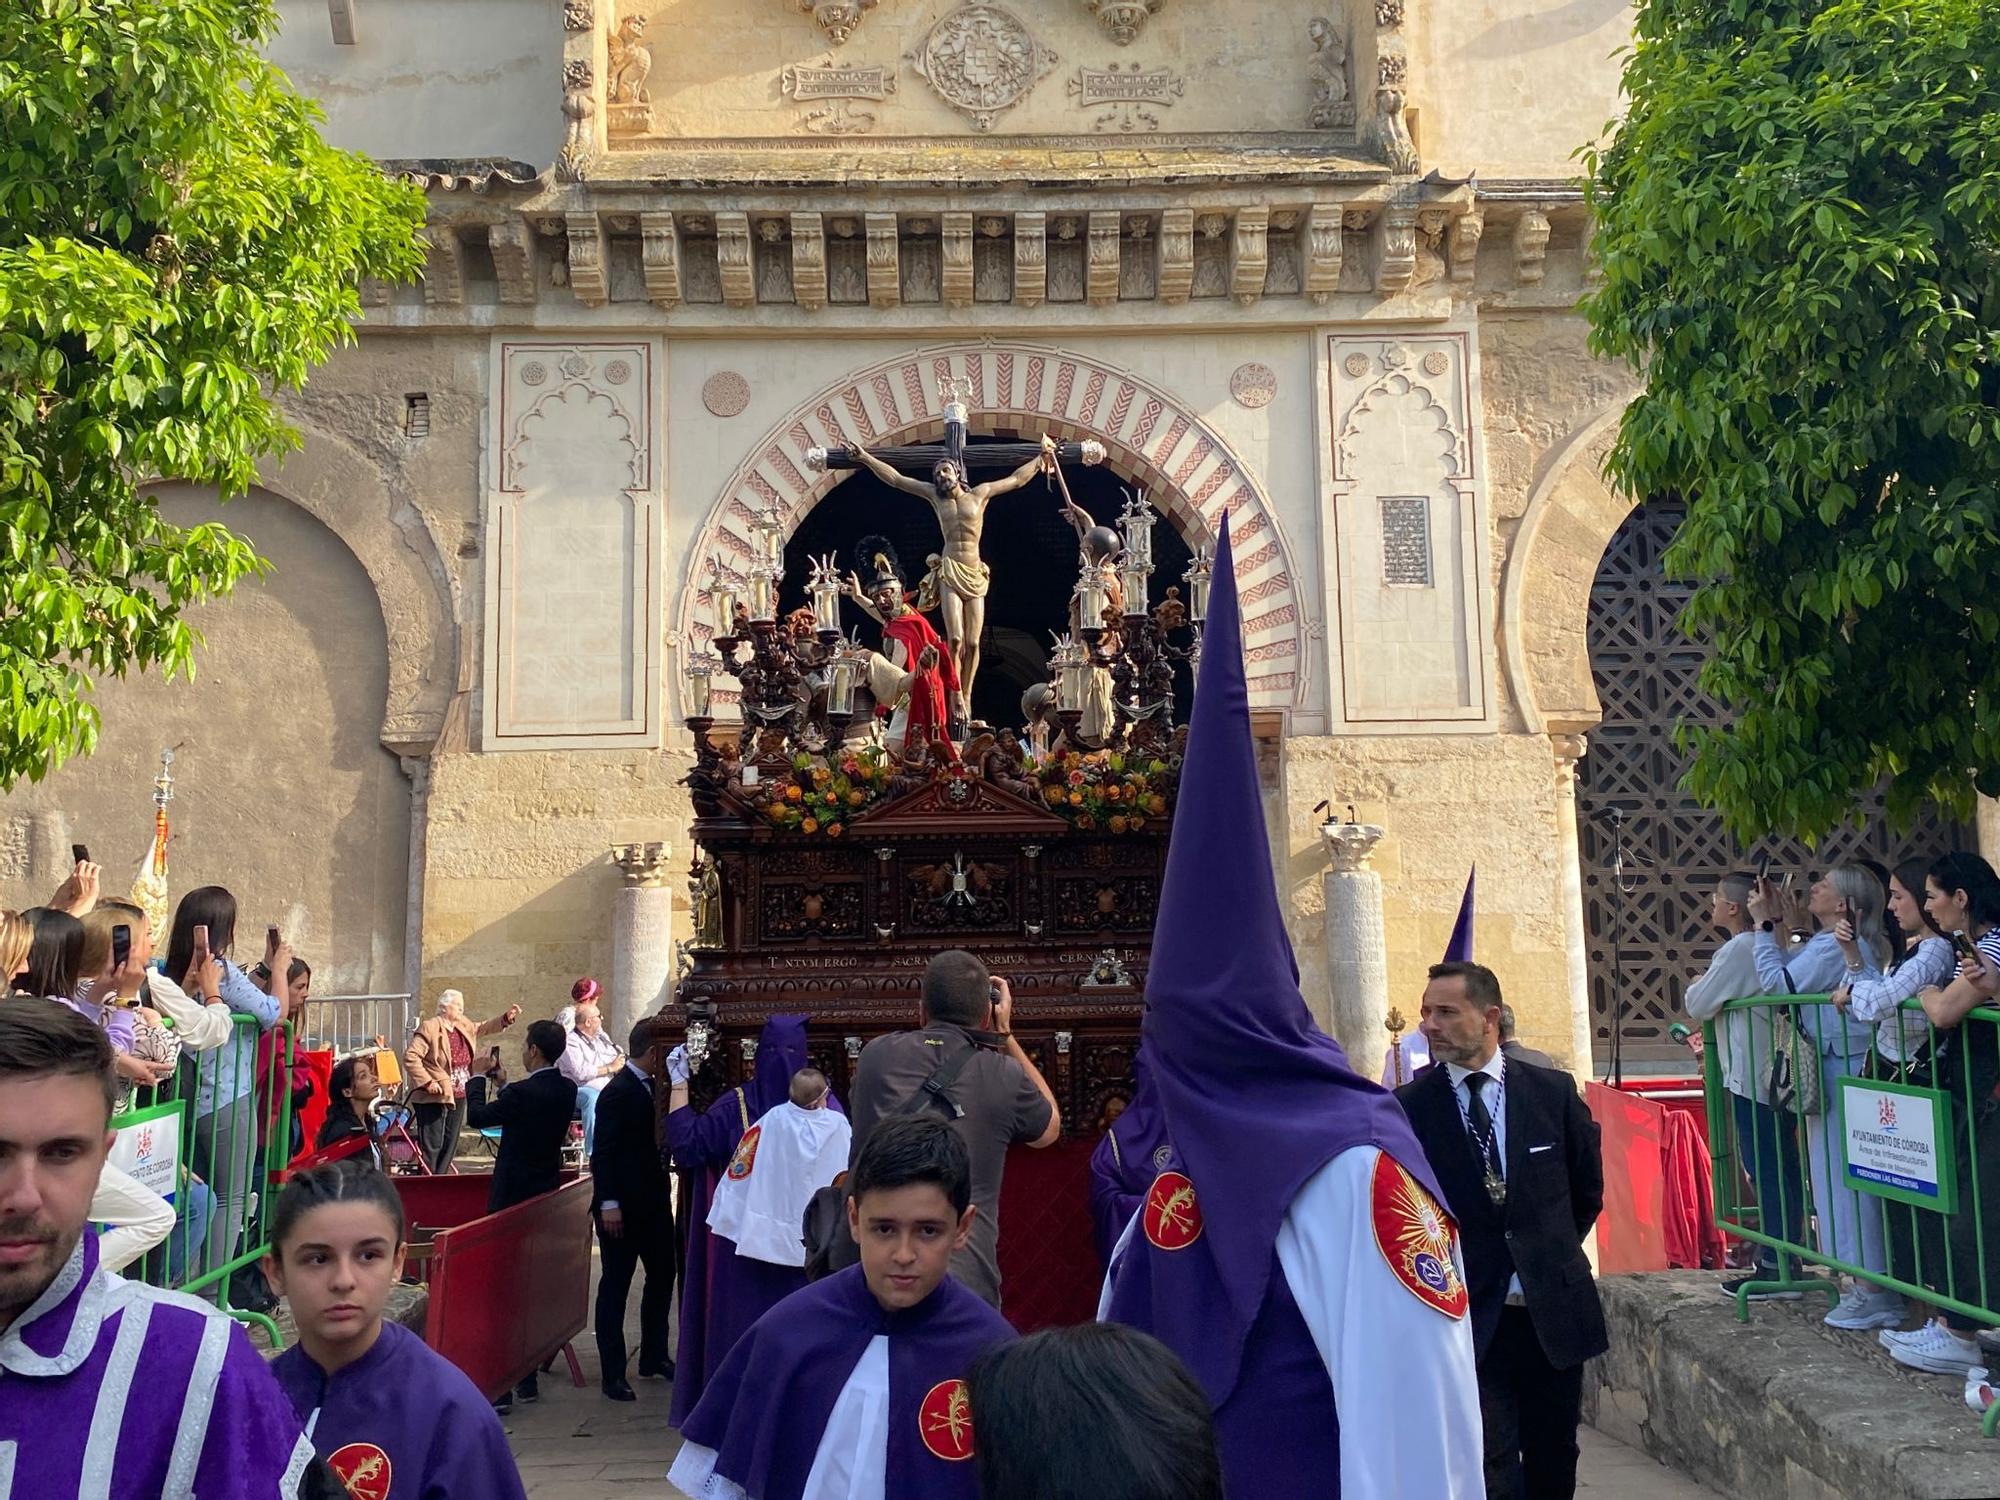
[
  {"x1": 708, "y1": 1067, "x2": 851, "y2": 1270},
  {"x1": 559, "y1": 997, "x2": 623, "y2": 1156}
]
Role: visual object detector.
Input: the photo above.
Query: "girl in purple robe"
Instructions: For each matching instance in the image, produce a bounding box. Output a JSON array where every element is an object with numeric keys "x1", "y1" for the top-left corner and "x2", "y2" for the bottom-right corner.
[{"x1": 265, "y1": 1161, "x2": 528, "y2": 1500}]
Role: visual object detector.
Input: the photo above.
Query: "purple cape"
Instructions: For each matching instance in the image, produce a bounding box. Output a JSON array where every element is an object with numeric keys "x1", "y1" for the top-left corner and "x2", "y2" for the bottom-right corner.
[
  {"x1": 0, "y1": 1232, "x2": 312, "y2": 1498},
  {"x1": 1087, "y1": 1048, "x2": 1166, "y2": 1266},
  {"x1": 681, "y1": 1264, "x2": 1014, "y2": 1500},
  {"x1": 272, "y1": 1318, "x2": 526, "y2": 1500},
  {"x1": 1103, "y1": 513, "x2": 1450, "y2": 1414},
  {"x1": 669, "y1": 1013, "x2": 816, "y2": 1425}
]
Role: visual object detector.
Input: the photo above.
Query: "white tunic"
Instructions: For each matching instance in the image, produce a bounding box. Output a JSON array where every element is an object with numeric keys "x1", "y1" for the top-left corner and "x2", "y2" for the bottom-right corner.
[
  {"x1": 1100, "y1": 1144, "x2": 1485, "y2": 1500},
  {"x1": 706, "y1": 1101, "x2": 852, "y2": 1267},
  {"x1": 668, "y1": 1336, "x2": 890, "y2": 1500}
]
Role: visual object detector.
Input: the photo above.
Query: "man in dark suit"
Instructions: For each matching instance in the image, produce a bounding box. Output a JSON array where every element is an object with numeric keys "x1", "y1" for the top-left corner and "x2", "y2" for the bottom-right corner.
[
  {"x1": 466, "y1": 1017, "x2": 579, "y2": 1409},
  {"x1": 1396, "y1": 961, "x2": 1607, "y2": 1500},
  {"x1": 589, "y1": 1015, "x2": 676, "y2": 1400},
  {"x1": 1499, "y1": 1003, "x2": 1557, "y2": 1068}
]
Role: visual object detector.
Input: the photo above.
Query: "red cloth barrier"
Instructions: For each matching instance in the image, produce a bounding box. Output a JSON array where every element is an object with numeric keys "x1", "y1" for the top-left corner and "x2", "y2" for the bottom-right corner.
[
  {"x1": 426, "y1": 1178, "x2": 593, "y2": 1401},
  {"x1": 1662, "y1": 1108, "x2": 1726, "y2": 1270},
  {"x1": 394, "y1": 1171, "x2": 510, "y2": 1237},
  {"x1": 996, "y1": 1137, "x2": 1101, "y2": 1332},
  {"x1": 1586, "y1": 1082, "x2": 1670, "y2": 1274}
]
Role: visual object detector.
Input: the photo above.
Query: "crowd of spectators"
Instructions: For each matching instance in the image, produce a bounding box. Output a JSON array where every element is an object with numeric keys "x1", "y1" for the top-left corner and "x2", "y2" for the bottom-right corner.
[{"x1": 1687, "y1": 849, "x2": 2000, "y2": 1405}]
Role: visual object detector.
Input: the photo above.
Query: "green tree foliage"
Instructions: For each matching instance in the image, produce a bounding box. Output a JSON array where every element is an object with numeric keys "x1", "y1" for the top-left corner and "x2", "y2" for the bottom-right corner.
[
  {"x1": 0, "y1": 0, "x2": 423, "y2": 787},
  {"x1": 1584, "y1": 0, "x2": 2000, "y2": 842}
]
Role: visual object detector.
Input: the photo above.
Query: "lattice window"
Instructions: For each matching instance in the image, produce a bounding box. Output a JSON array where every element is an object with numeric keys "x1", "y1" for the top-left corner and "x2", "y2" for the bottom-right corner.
[{"x1": 1577, "y1": 500, "x2": 1969, "y2": 1069}]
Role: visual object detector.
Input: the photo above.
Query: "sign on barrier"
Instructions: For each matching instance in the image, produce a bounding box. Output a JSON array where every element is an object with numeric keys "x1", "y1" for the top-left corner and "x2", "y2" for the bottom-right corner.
[
  {"x1": 108, "y1": 1100, "x2": 184, "y2": 1208},
  {"x1": 1840, "y1": 1076, "x2": 1957, "y2": 1213}
]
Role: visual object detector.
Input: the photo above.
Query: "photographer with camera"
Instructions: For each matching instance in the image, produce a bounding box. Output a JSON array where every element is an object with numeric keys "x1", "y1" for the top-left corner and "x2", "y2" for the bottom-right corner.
[{"x1": 841, "y1": 949, "x2": 1061, "y2": 1309}]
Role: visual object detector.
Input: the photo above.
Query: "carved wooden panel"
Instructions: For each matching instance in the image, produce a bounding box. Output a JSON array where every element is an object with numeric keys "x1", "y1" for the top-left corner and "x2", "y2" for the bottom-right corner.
[
  {"x1": 1577, "y1": 499, "x2": 1969, "y2": 1067},
  {"x1": 758, "y1": 881, "x2": 865, "y2": 941}
]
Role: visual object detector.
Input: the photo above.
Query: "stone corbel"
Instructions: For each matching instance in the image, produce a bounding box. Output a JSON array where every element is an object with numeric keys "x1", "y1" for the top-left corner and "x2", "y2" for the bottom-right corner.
[
  {"x1": 797, "y1": 0, "x2": 877, "y2": 45},
  {"x1": 1087, "y1": 210, "x2": 1121, "y2": 307},
  {"x1": 327, "y1": 0, "x2": 358, "y2": 45},
  {"x1": 1230, "y1": 206, "x2": 1270, "y2": 307},
  {"x1": 421, "y1": 227, "x2": 466, "y2": 306},
  {"x1": 565, "y1": 210, "x2": 609, "y2": 306},
  {"x1": 1515, "y1": 205, "x2": 1552, "y2": 285},
  {"x1": 1014, "y1": 210, "x2": 1047, "y2": 308},
  {"x1": 1084, "y1": 0, "x2": 1165, "y2": 45},
  {"x1": 1374, "y1": 201, "x2": 1417, "y2": 293},
  {"x1": 1448, "y1": 205, "x2": 1484, "y2": 283},
  {"x1": 487, "y1": 219, "x2": 541, "y2": 305},
  {"x1": 1305, "y1": 202, "x2": 1344, "y2": 304},
  {"x1": 1156, "y1": 206, "x2": 1193, "y2": 305},
  {"x1": 792, "y1": 211, "x2": 828, "y2": 311},
  {"x1": 716, "y1": 211, "x2": 756, "y2": 308},
  {"x1": 640, "y1": 210, "x2": 682, "y2": 308},
  {"x1": 942, "y1": 211, "x2": 974, "y2": 309},
  {"x1": 864, "y1": 212, "x2": 900, "y2": 309}
]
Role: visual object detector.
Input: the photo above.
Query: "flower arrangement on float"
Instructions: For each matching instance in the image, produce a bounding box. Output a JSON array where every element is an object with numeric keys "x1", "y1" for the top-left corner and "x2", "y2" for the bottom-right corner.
[
  {"x1": 1030, "y1": 747, "x2": 1177, "y2": 834},
  {"x1": 749, "y1": 746, "x2": 896, "y2": 837}
]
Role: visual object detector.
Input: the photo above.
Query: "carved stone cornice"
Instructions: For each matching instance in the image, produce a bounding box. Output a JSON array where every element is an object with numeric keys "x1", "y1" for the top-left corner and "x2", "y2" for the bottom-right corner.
[
  {"x1": 565, "y1": 210, "x2": 608, "y2": 305},
  {"x1": 792, "y1": 211, "x2": 828, "y2": 310},
  {"x1": 487, "y1": 219, "x2": 541, "y2": 304},
  {"x1": 422, "y1": 228, "x2": 466, "y2": 305},
  {"x1": 1447, "y1": 205, "x2": 1483, "y2": 283},
  {"x1": 1156, "y1": 206, "x2": 1193, "y2": 304},
  {"x1": 865, "y1": 211, "x2": 900, "y2": 308},
  {"x1": 1086, "y1": 209, "x2": 1121, "y2": 307},
  {"x1": 1229, "y1": 206, "x2": 1269, "y2": 307},
  {"x1": 942, "y1": 211, "x2": 974, "y2": 308},
  {"x1": 715, "y1": 210, "x2": 756, "y2": 307},
  {"x1": 1304, "y1": 202, "x2": 1343, "y2": 304},
  {"x1": 640, "y1": 210, "x2": 682, "y2": 308},
  {"x1": 1374, "y1": 201, "x2": 1416, "y2": 293},
  {"x1": 1014, "y1": 210, "x2": 1047, "y2": 307},
  {"x1": 1514, "y1": 204, "x2": 1552, "y2": 285}
]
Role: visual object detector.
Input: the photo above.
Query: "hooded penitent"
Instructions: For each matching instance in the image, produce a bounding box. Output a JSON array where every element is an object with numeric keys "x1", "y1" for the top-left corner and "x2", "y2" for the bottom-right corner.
[
  {"x1": 1102, "y1": 512, "x2": 1451, "y2": 1478},
  {"x1": 1087, "y1": 1047, "x2": 1166, "y2": 1266}
]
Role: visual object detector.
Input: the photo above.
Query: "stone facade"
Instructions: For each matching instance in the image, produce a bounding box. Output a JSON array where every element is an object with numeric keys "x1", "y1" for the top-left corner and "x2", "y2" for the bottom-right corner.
[{"x1": 1, "y1": 0, "x2": 1643, "y2": 1067}]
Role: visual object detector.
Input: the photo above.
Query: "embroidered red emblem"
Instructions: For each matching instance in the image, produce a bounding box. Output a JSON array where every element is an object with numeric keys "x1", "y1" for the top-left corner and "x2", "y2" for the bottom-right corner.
[
  {"x1": 726, "y1": 1124, "x2": 761, "y2": 1181},
  {"x1": 919, "y1": 1378, "x2": 975, "y2": 1461},
  {"x1": 326, "y1": 1442, "x2": 392, "y2": 1500},
  {"x1": 1370, "y1": 1154, "x2": 1468, "y2": 1320},
  {"x1": 1142, "y1": 1170, "x2": 1203, "y2": 1251}
]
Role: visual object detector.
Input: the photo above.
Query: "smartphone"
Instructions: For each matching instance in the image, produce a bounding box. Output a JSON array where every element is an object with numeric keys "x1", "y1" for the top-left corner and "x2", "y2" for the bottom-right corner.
[
  {"x1": 1755, "y1": 851, "x2": 1770, "y2": 883},
  {"x1": 71, "y1": 843, "x2": 89, "y2": 866},
  {"x1": 1953, "y1": 930, "x2": 1981, "y2": 961},
  {"x1": 488, "y1": 1045, "x2": 501, "y2": 1062},
  {"x1": 192, "y1": 923, "x2": 210, "y2": 959},
  {"x1": 111, "y1": 923, "x2": 131, "y2": 971},
  {"x1": 266, "y1": 925, "x2": 280, "y2": 949}
]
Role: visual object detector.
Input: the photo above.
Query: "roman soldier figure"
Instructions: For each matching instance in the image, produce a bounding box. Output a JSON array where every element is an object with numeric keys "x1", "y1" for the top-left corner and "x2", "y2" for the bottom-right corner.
[{"x1": 843, "y1": 535, "x2": 962, "y2": 760}]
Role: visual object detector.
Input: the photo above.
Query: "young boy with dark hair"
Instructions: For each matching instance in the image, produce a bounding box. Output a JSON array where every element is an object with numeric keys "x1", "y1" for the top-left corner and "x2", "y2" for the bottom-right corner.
[{"x1": 669, "y1": 1116, "x2": 1016, "y2": 1500}]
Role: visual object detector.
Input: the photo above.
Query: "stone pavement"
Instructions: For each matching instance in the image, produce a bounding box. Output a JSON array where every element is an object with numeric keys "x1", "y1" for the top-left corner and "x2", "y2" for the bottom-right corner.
[{"x1": 503, "y1": 1256, "x2": 1716, "y2": 1497}]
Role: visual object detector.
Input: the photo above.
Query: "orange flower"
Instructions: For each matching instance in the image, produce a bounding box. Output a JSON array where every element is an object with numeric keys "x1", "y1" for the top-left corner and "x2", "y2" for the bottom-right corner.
[
  {"x1": 813, "y1": 767, "x2": 831, "y2": 786},
  {"x1": 1129, "y1": 816, "x2": 1147, "y2": 831},
  {"x1": 825, "y1": 821, "x2": 844, "y2": 837},
  {"x1": 1077, "y1": 814, "x2": 1095, "y2": 830},
  {"x1": 801, "y1": 817, "x2": 819, "y2": 834},
  {"x1": 1104, "y1": 784, "x2": 1121, "y2": 801},
  {"x1": 847, "y1": 789, "x2": 865, "y2": 806},
  {"x1": 1068, "y1": 790, "x2": 1084, "y2": 807},
  {"x1": 766, "y1": 806, "x2": 786, "y2": 825},
  {"x1": 1109, "y1": 814, "x2": 1129, "y2": 833},
  {"x1": 785, "y1": 784, "x2": 804, "y2": 803},
  {"x1": 1045, "y1": 786, "x2": 1064, "y2": 805},
  {"x1": 1146, "y1": 794, "x2": 1167, "y2": 815}
]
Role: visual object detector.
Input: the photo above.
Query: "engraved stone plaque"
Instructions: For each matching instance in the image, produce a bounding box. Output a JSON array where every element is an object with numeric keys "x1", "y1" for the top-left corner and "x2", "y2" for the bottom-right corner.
[{"x1": 1380, "y1": 495, "x2": 1433, "y2": 587}]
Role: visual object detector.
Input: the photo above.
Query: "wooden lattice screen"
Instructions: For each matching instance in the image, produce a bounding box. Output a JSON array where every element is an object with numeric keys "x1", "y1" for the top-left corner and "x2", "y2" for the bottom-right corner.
[{"x1": 1576, "y1": 499, "x2": 1969, "y2": 1071}]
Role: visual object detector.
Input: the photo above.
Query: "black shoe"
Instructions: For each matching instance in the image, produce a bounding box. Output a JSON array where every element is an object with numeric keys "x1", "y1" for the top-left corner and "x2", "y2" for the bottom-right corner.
[
  {"x1": 516, "y1": 1374, "x2": 540, "y2": 1403},
  {"x1": 602, "y1": 1378, "x2": 637, "y2": 1402},
  {"x1": 493, "y1": 1393, "x2": 513, "y2": 1415},
  {"x1": 637, "y1": 1358, "x2": 675, "y2": 1380}
]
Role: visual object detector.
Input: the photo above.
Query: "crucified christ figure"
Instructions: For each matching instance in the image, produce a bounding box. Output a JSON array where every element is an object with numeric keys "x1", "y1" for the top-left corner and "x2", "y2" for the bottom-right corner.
[{"x1": 851, "y1": 433, "x2": 1056, "y2": 719}]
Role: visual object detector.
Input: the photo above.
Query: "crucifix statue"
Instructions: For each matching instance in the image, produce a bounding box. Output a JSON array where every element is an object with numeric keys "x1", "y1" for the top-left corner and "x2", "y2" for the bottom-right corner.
[{"x1": 806, "y1": 379, "x2": 1107, "y2": 719}]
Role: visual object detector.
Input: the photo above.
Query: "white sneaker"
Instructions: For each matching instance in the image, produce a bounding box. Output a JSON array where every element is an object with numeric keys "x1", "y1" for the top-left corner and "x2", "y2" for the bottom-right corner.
[
  {"x1": 1825, "y1": 1284, "x2": 1904, "y2": 1330},
  {"x1": 1879, "y1": 1324, "x2": 1931, "y2": 1350},
  {"x1": 1968, "y1": 1367, "x2": 1996, "y2": 1415},
  {"x1": 1889, "y1": 1321, "x2": 1981, "y2": 1375}
]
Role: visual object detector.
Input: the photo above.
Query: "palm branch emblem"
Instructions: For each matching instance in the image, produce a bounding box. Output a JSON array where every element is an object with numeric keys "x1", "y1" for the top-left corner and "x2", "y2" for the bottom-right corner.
[
  {"x1": 920, "y1": 1378, "x2": 976, "y2": 1461},
  {"x1": 326, "y1": 1443, "x2": 393, "y2": 1500},
  {"x1": 1143, "y1": 1170, "x2": 1203, "y2": 1250}
]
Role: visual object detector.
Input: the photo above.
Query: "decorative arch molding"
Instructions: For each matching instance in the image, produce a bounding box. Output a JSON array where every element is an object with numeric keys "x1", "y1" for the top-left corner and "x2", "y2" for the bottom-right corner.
[
  {"x1": 245, "y1": 421, "x2": 458, "y2": 752},
  {"x1": 1498, "y1": 403, "x2": 1637, "y2": 734},
  {"x1": 676, "y1": 342, "x2": 1308, "y2": 715}
]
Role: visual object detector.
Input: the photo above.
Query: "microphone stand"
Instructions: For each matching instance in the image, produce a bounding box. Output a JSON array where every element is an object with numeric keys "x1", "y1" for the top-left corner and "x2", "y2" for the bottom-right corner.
[{"x1": 1600, "y1": 808, "x2": 1652, "y2": 1089}]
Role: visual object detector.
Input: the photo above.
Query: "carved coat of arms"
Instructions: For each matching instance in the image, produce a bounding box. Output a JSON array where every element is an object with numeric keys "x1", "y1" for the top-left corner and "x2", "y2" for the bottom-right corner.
[{"x1": 907, "y1": 3, "x2": 1059, "y2": 132}]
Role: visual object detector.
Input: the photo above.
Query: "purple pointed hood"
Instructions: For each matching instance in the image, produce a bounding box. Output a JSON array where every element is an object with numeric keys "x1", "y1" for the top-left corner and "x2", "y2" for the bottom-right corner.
[
  {"x1": 746, "y1": 1013, "x2": 813, "y2": 1118},
  {"x1": 1135, "y1": 512, "x2": 1448, "y2": 1403},
  {"x1": 1444, "y1": 867, "x2": 1476, "y2": 962}
]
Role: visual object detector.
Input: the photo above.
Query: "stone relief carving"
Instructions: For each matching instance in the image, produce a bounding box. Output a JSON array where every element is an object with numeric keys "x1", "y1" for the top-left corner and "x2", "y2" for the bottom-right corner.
[
  {"x1": 1230, "y1": 363, "x2": 1278, "y2": 409},
  {"x1": 907, "y1": 4, "x2": 1060, "y2": 132},
  {"x1": 782, "y1": 62, "x2": 896, "y2": 135},
  {"x1": 703, "y1": 372, "x2": 752, "y2": 418},
  {"x1": 1448, "y1": 206, "x2": 1483, "y2": 283},
  {"x1": 1083, "y1": 0, "x2": 1165, "y2": 46},
  {"x1": 1308, "y1": 18, "x2": 1354, "y2": 130},
  {"x1": 796, "y1": 0, "x2": 877, "y2": 46},
  {"x1": 1411, "y1": 207, "x2": 1448, "y2": 290},
  {"x1": 1374, "y1": 0, "x2": 1403, "y2": 24},
  {"x1": 606, "y1": 11, "x2": 655, "y2": 135},
  {"x1": 1069, "y1": 61, "x2": 1182, "y2": 133},
  {"x1": 1514, "y1": 206, "x2": 1552, "y2": 284},
  {"x1": 500, "y1": 342, "x2": 653, "y2": 493},
  {"x1": 557, "y1": 60, "x2": 595, "y2": 182},
  {"x1": 1374, "y1": 51, "x2": 1419, "y2": 174},
  {"x1": 563, "y1": 0, "x2": 593, "y2": 27}
]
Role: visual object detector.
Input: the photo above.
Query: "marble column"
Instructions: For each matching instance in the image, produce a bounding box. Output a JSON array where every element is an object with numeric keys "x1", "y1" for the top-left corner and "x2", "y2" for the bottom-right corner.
[
  {"x1": 611, "y1": 842, "x2": 674, "y2": 1044},
  {"x1": 1321, "y1": 820, "x2": 1391, "y2": 1082},
  {"x1": 1552, "y1": 734, "x2": 1594, "y2": 1075}
]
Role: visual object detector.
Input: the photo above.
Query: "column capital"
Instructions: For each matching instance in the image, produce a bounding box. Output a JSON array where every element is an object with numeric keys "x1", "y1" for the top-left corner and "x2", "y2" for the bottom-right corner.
[
  {"x1": 1552, "y1": 732, "x2": 1589, "y2": 784},
  {"x1": 612, "y1": 841, "x2": 673, "y2": 887},
  {"x1": 1320, "y1": 820, "x2": 1385, "y2": 873}
]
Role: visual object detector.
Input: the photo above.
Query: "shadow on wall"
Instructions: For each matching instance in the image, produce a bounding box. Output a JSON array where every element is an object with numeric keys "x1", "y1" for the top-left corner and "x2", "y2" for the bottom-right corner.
[
  {"x1": 1457, "y1": 0, "x2": 1629, "y2": 58},
  {"x1": 420, "y1": 858, "x2": 617, "y2": 1025},
  {"x1": 0, "y1": 482, "x2": 410, "y2": 993}
]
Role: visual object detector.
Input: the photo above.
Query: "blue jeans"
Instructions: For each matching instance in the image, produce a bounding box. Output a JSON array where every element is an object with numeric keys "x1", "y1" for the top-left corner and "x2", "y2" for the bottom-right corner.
[
  {"x1": 1731, "y1": 1092, "x2": 1806, "y2": 1273},
  {"x1": 166, "y1": 1179, "x2": 216, "y2": 1286},
  {"x1": 578, "y1": 1083, "x2": 604, "y2": 1158}
]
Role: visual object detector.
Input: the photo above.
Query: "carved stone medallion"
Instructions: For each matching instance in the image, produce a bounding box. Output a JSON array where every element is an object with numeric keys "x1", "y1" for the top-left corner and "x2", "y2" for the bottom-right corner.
[
  {"x1": 703, "y1": 371, "x2": 752, "y2": 418},
  {"x1": 907, "y1": 4, "x2": 1060, "y2": 132},
  {"x1": 1229, "y1": 363, "x2": 1278, "y2": 409}
]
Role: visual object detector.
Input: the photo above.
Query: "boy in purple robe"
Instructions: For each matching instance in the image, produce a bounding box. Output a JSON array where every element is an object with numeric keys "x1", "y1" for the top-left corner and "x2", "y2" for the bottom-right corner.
[
  {"x1": 669, "y1": 1115, "x2": 1015, "y2": 1500},
  {"x1": 666, "y1": 1012, "x2": 816, "y2": 1424},
  {"x1": 0, "y1": 1000, "x2": 319, "y2": 1498},
  {"x1": 1097, "y1": 515, "x2": 1485, "y2": 1498},
  {"x1": 268, "y1": 1159, "x2": 527, "y2": 1500}
]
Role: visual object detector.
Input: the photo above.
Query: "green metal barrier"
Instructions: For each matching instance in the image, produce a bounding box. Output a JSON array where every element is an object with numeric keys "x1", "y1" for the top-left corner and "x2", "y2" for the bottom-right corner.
[
  {"x1": 1702, "y1": 993, "x2": 2000, "y2": 1436},
  {"x1": 111, "y1": 1013, "x2": 295, "y2": 1343}
]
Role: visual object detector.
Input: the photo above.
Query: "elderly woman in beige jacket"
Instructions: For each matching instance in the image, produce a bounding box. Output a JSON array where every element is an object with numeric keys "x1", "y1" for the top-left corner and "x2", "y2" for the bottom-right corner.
[{"x1": 405, "y1": 988, "x2": 521, "y2": 1173}]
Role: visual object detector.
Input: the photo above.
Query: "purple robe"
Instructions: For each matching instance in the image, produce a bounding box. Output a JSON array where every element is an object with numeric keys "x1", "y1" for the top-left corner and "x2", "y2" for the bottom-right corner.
[
  {"x1": 669, "y1": 1013, "x2": 814, "y2": 1425},
  {"x1": 1087, "y1": 1048, "x2": 1165, "y2": 1267},
  {"x1": 1101, "y1": 514, "x2": 1453, "y2": 1498},
  {"x1": 681, "y1": 1265, "x2": 1014, "y2": 1500},
  {"x1": 272, "y1": 1318, "x2": 527, "y2": 1500},
  {"x1": 0, "y1": 1232, "x2": 314, "y2": 1497}
]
